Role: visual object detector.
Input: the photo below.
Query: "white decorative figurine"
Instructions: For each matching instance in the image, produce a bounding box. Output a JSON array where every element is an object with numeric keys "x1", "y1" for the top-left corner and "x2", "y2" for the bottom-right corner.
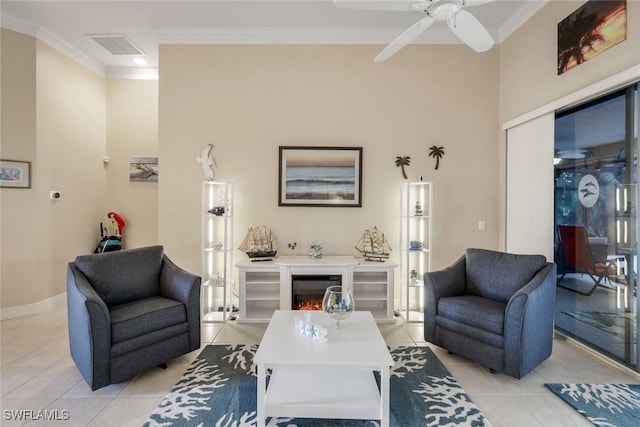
[
  {"x1": 294, "y1": 313, "x2": 327, "y2": 342},
  {"x1": 196, "y1": 144, "x2": 217, "y2": 181},
  {"x1": 415, "y1": 201, "x2": 423, "y2": 216}
]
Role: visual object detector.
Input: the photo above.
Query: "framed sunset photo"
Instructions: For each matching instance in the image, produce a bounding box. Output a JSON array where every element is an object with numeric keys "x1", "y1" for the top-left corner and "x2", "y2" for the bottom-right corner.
[{"x1": 558, "y1": 0, "x2": 627, "y2": 75}]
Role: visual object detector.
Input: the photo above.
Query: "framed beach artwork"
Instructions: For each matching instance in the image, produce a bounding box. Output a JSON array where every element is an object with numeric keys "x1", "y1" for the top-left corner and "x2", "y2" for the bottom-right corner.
[
  {"x1": 130, "y1": 157, "x2": 158, "y2": 182},
  {"x1": 557, "y1": 0, "x2": 627, "y2": 75},
  {"x1": 279, "y1": 146, "x2": 362, "y2": 207},
  {"x1": 0, "y1": 159, "x2": 31, "y2": 188}
]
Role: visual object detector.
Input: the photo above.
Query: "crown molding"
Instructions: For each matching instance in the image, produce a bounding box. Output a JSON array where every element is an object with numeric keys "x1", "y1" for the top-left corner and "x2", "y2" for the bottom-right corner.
[
  {"x1": 107, "y1": 66, "x2": 159, "y2": 80},
  {"x1": 154, "y1": 26, "x2": 462, "y2": 45},
  {"x1": 1, "y1": 12, "x2": 39, "y2": 37},
  {"x1": 153, "y1": 27, "x2": 472, "y2": 44},
  {"x1": 496, "y1": 0, "x2": 549, "y2": 43},
  {"x1": 2, "y1": 13, "x2": 107, "y2": 77},
  {"x1": 36, "y1": 26, "x2": 107, "y2": 77}
]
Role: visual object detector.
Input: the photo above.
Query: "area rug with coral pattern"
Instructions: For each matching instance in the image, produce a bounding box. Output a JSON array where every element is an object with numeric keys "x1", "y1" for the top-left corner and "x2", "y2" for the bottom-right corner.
[
  {"x1": 144, "y1": 344, "x2": 491, "y2": 426},
  {"x1": 546, "y1": 383, "x2": 640, "y2": 427}
]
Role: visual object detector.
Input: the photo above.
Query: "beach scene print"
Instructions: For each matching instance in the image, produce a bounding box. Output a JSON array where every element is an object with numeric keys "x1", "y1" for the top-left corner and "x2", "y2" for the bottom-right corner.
[
  {"x1": 282, "y1": 149, "x2": 359, "y2": 203},
  {"x1": 130, "y1": 157, "x2": 158, "y2": 182},
  {"x1": 0, "y1": 160, "x2": 30, "y2": 188},
  {"x1": 0, "y1": 166, "x2": 23, "y2": 182}
]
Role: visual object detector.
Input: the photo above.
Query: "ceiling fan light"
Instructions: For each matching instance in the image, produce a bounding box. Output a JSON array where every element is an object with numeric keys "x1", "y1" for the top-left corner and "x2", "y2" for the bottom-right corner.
[
  {"x1": 557, "y1": 150, "x2": 587, "y2": 159},
  {"x1": 429, "y1": 0, "x2": 462, "y2": 21}
]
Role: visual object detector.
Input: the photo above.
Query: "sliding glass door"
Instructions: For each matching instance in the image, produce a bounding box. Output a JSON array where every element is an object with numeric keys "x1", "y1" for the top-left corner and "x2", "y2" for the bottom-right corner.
[{"x1": 554, "y1": 83, "x2": 638, "y2": 371}]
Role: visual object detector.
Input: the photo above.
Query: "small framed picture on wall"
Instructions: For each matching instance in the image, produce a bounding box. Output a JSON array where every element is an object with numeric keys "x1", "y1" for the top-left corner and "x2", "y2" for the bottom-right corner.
[
  {"x1": 130, "y1": 157, "x2": 158, "y2": 182},
  {"x1": 0, "y1": 159, "x2": 31, "y2": 189}
]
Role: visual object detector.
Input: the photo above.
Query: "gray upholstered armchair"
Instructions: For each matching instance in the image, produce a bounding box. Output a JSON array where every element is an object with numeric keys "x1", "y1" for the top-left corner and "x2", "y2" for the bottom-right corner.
[
  {"x1": 67, "y1": 245, "x2": 201, "y2": 390},
  {"x1": 424, "y1": 248, "x2": 556, "y2": 379}
]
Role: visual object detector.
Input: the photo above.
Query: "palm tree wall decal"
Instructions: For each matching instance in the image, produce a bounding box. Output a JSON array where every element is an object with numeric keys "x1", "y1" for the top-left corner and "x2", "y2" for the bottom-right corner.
[
  {"x1": 428, "y1": 146, "x2": 445, "y2": 170},
  {"x1": 394, "y1": 156, "x2": 411, "y2": 179}
]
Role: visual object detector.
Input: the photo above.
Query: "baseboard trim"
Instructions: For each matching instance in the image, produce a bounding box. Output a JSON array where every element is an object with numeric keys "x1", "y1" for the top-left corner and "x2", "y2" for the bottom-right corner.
[{"x1": 0, "y1": 293, "x2": 66, "y2": 320}]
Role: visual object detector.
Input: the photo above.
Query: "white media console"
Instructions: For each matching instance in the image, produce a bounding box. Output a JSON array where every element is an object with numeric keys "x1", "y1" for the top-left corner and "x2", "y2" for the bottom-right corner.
[{"x1": 237, "y1": 256, "x2": 397, "y2": 323}]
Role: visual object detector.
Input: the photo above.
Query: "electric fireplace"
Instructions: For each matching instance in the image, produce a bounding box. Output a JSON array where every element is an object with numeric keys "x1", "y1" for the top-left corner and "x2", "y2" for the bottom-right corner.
[{"x1": 291, "y1": 274, "x2": 342, "y2": 311}]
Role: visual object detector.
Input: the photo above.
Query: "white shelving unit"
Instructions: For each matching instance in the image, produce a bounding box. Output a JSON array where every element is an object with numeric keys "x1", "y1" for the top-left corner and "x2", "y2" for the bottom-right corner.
[
  {"x1": 400, "y1": 181, "x2": 432, "y2": 322},
  {"x1": 201, "y1": 181, "x2": 234, "y2": 322},
  {"x1": 352, "y1": 264, "x2": 395, "y2": 322},
  {"x1": 236, "y1": 257, "x2": 396, "y2": 323},
  {"x1": 239, "y1": 266, "x2": 281, "y2": 323}
]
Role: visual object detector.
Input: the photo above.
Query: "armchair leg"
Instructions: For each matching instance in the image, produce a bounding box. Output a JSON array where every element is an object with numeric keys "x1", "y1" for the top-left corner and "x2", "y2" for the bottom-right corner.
[{"x1": 158, "y1": 363, "x2": 168, "y2": 369}]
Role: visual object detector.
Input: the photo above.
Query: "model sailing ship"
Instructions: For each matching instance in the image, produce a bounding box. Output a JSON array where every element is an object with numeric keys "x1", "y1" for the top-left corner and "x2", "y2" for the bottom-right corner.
[
  {"x1": 355, "y1": 226, "x2": 391, "y2": 262},
  {"x1": 239, "y1": 225, "x2": 278, "y2": 261}
]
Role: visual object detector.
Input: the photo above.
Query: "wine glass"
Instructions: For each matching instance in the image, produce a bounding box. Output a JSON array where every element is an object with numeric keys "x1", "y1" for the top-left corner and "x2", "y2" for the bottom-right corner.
[{"x1": 322, "y1": 285, "x2": 354, "y2": 329}]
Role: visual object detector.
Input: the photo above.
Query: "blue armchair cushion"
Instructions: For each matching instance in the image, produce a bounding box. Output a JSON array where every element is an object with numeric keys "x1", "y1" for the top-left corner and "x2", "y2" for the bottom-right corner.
[
  {"x1": 465, "y1": 248, "x2": 547, "y2": 303},
  {"x1": 436, "y1": 316, "x2": 504, "y2": 348},
  {"x1": 109, "y1": 296, "x2": 187, "y2": 344},
  {"x1": 74, "y1": 246, "x2": 164, "y2": 306},
  {"x1": 438, "y1": 295, "x2": 506, "y2": 336}
]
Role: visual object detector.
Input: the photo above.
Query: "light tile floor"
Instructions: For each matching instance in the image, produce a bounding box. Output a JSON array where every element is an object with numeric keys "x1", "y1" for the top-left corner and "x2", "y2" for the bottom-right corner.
[{"x1": 1, "y1": 304, "x2": 638, "y2": 426}]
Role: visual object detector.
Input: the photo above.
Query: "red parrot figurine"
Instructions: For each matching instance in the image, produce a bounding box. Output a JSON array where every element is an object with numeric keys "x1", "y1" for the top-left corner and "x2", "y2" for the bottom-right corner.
[{"x1": 107, "y1": 211, "x2": 126, "y2": 236}]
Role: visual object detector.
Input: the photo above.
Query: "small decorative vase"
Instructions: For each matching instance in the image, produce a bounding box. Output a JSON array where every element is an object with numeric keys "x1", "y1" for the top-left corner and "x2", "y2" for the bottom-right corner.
[
  {"x1": 322, "y1": 285, "x2": 354, "y2": 329},
  {"x1": 309, "y1": 241, "x2": 322, "y2": 259}
]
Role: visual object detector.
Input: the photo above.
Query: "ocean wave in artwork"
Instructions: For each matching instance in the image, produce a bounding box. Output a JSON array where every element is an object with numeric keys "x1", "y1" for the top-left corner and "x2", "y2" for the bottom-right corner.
[{"x1": 285, "y1": 167, "x2": 356, "y2": 200}]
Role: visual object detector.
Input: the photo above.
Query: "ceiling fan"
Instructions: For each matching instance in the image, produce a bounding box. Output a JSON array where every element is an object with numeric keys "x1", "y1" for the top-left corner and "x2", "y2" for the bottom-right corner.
[{"x1": 333, "y1": 0, "x2": 495, "y2": 62}]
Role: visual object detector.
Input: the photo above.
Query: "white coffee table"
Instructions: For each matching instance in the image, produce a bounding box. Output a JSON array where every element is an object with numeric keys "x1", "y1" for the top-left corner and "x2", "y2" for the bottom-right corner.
[{"x1": 254, "y1": 310, "x2": 394, "y2": 427}]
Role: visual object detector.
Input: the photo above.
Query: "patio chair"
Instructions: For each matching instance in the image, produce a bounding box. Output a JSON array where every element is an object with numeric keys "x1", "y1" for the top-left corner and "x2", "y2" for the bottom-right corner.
[{"x1": 556, "y1": 225, "x2": 615, "y2": 295}]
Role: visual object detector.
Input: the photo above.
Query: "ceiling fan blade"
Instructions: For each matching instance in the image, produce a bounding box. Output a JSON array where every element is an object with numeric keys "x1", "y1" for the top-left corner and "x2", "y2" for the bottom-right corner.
[
  {"x1": 333, "y1": 0, "x2": 427, "y2": 12},
  {"x1": 374, "y1": 15, "x2": 435, "y2": 62},
  {"x1": 446, "y1": 9, "x2": 494, "y2": 52},
  {"x1": 464, "y1": 0, "x2": 496, "y2": 7}
]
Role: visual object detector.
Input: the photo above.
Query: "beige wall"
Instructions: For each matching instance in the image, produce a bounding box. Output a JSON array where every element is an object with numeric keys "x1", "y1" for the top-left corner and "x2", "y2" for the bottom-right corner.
[
  {"x1": 500, "y1": 0, "x2": 640, "y2": 122},
  {"x1": 35, "y1": 40, "x2": 108, "y2": 306},
  {"x1": 158, "y1": 44, "x2": 500, "y2": 276},
  {"x1": 106, "y1": 79, "x2": 159, "y2": 249},
  {"x1": 0, "y1": 30, "x2": 108, "y2": 309},
  {"x1": 1, "y1": 29, "x2": 38, "y2": 307},
  {"x1": 1, "y1": 30, "x2": 159, "y2": 312}
]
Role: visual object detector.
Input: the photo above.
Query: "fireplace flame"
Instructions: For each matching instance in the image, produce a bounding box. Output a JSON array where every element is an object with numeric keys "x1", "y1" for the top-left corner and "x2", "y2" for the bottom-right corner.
[{"x1": 296, "y1": 297, "x2": 323, "y2": 311}]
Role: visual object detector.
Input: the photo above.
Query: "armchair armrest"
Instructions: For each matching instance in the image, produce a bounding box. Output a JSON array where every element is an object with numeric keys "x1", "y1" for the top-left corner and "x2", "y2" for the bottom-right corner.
[
  {"x1": 504, "y1": 262, "x2": 557, "y2": 378},
  {"x1": 160, "y1": 254, "x2": 201, "y2": 349},
  {"x1": 66, "y1": 264, "x2": 111, "y2": 390},
  {"x1": 160, "y1": 255, "x2": 201, "y2": 304},
  {"x1": 424, "y1": 255, "x2": 467, "y2": 303},
  {"x1": 423, "y1": 254, "x2": 466, "y2": 341}
]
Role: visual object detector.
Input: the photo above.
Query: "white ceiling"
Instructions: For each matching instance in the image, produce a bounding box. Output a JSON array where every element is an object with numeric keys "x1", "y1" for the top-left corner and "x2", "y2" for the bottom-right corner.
[{"x1": 1, "y1": 0, "x2": 548, "y2": 78}]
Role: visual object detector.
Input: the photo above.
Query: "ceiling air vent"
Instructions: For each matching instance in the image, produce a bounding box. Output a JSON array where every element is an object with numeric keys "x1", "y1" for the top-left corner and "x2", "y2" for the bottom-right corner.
[{"x1": 88, "y1": 34, "x2": 144, "y2": 55}]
